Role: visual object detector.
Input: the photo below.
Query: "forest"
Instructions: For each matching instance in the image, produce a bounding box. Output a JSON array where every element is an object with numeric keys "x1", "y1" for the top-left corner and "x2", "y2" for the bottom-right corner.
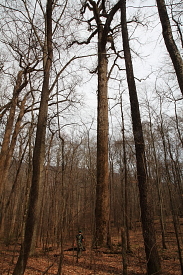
[{"x1": 0, "y1": 0, "x2": 183, "y2": 274}]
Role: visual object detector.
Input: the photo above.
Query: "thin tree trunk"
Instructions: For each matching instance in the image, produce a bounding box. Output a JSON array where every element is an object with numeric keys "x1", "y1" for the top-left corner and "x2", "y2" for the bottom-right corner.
[
  {"x1": 120, "y1": 1, "x2": 161, "y2": 274},
  {"x1": 174, "y1": 101, "x2": 183, "y2": 148},
  {"x1": 156, "y1": 0, "x2": 183, "y2": 95},
  {"x1": 120, "y1": 94, "x2": 130, "y2": 252},
  {"x1": 121, "y1": 226, "x2": 127, "y2": 275},
  {"x1": 0, "y1": 71, "x2": 28, "y2": 196},
  {"x1": 167, "y1": 136, "x2": 183, "y2": 215},
  {"x1": 0, "y1": 95, "x2": 27, "y2": 236},
  {"x1": 147, "y1": 101, "x2": 167, "y2": 249},
  {"x1": 159, "y1": 108, "x2": 183, "y2": 273},
  {"x1": 12, "y1": 1, "x2": 53, "y2": 274}
]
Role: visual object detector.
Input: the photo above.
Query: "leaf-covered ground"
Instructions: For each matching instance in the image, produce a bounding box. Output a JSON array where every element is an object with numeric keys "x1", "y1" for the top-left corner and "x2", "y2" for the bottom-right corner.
[{"x1": 0, "y1": 223, "x2": 182, "y2": 274}]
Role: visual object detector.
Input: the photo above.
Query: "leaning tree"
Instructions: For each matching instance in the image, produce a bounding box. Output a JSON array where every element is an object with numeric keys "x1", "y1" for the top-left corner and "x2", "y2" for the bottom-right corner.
[{"x1": 120, "y1": 1, "x2": 161, "y2": 274}]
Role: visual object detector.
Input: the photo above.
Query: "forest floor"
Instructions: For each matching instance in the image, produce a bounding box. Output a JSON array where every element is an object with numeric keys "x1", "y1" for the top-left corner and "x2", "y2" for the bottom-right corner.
[{"x1": 0, "y1": 221, "x2": 182, "y2": 275}]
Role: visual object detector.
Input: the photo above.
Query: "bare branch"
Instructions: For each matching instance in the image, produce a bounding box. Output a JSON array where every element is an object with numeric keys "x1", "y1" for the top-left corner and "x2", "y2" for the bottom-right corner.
[{"x1": 68, "y1": 29, "x2": 98, "y2": 47}]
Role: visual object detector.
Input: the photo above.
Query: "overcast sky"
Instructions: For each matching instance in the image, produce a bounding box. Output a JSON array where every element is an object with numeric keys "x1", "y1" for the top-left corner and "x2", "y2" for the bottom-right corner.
[{"x1": 70, "y1": 0, "x2": 183, "y2": 140}]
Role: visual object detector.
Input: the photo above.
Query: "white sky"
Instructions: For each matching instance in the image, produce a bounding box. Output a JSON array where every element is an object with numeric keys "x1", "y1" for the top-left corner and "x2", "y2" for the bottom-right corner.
[{"x1": 71, "y1": 0, "x2": 183, "y2": 140}]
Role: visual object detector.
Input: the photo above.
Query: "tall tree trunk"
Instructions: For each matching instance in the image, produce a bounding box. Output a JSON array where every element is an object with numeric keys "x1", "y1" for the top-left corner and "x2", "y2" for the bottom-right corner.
[
  {"x1": 95, "y1": 23, "x2": 110, "y2": 247},
  {"x1": 120, "y1": 94, "x2": 130, "y2": 252},
  {"x1": 0, "y1": 96, "x2": 28, "y2": 240},
  {"x1": 156, "y1": 0, "x2": 183, "y2": 95},
  {"x1": 158, "y1": 104, "x2": 183, "y2": 273},
  {"x1": 81, "y1": 0, "x2": 120, "y2": 248},
  {"x1": 120, "y1": 1, "x2": 161, "y2": 274},
  {"x1": 174, "y1": 101, "x2": 183, "y2": 148},
  {"x1": 93, "y1": 0, "x2": 120, "y2": 248},
  {"x1": 12, "y1": 1, "x2": 53, "y2": 274},
  {"x1": 0, "y1": 71, "x2": 28, "y2": 196},
  {"x1": 147, "y1": 100, "x2": 167, "y2": 249}
]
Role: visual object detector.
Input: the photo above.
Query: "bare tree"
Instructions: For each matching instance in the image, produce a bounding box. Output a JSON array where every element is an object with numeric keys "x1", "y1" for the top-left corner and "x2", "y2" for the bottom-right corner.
[
  {"x1": 79, "y1": 0, "x2": 121, "y2": 247},
  {"x1": 156, "y1": 0, "x2": 183, "y2": 95},
  {"x1": 157, "y1": 96, "x2": 183, "y2": 273},
  {"x1": 120, "y1": 1, "x2": 161, "y2": 274},
  {"x1": 13, "y1": 0, "x2": 53, "y2": 273},
  {"x1": 0, "y1": 71, "x2": 28, "y2": 196}
]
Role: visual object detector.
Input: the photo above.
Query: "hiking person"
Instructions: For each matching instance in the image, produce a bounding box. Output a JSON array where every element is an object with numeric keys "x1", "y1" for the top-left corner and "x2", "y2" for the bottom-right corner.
[{"x1": 76, "y1": 230, "x2": 84, "y2": 261}]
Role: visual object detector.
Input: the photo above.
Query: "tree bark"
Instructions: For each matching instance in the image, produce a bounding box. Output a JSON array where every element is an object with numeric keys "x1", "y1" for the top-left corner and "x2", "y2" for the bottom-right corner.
[
  {"x1": 95, "y1": 22, "x2": 109, "y2": 247},
  {"x1": 12, "y1": 1, "x2": 53, "y2": 274},
  {"x1": 120, "y1": 1, "x2": 161, "y2": 274},
  {"x1": 158, "y1": 103, "x2": 183, "y2": 273},
  {"x1": 0, "y1": 71, "x2": 28, "y2": 196},
  {"x1": 156, "y1": 0, "x2": 183, "y2": 95},
  {"x1": 120, "y1": 94, "x2": 130, "y2": 252},
  {"x1": 94, "y1": 0, "x2": 121, "y2": 248},
  {"x1": 80, "y1": 0, "x2": 120, "y2": 248}
]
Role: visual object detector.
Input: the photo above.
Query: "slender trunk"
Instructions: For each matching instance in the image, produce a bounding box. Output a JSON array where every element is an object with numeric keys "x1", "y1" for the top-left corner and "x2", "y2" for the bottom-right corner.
[
  {"x1": 120, "y1": 95, "x2": 130, "y2": 251},
  {"x1": 0, "y1": 71, "x2": 28, "y2": 195},
  {"x1": 13, "y1": 1, "x2": 53, "y2": 274},
  {"x1": 0, "y1": 95, "x2": 27, "y2": 235},
  {"x1": 167, "y1": 136, "x2": 183, "y2": 215},
  {"x1": 159, "y1": 112, "x2": 183, "y2": 273},
  {"x1": 121, "y1": 227, "x2": 127, "y2": 275},
  {"x1": 174, "y1": 101, "x2": 183, "y2": 148},
  {"x1": 120, "y1": 1, "x2": 161, "y2": 274},
  {"x1": 156, "y1": 0, "x2": 183, "y2": 95},
  {"x1": 148, "y1": 102, "x2": 167, "y2": 249}
]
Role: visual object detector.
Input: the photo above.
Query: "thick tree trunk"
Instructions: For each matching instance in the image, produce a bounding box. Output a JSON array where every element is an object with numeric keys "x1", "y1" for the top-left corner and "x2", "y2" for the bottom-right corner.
[
  {"x1": 86, "y1": 0, "x2": 120, "y2": 248},
  {"x1": 120, "y1": 1, "x2": 161, "y2": 274},
  {"x1": 12, "y1": 1, "x2": 53, "y2": 274},
  {"x1": 95, "y1": 24, "x2": 110, "y2": 247},
  {"x1": 156, "y1": 0, "x2": 183, "y2": 95}
]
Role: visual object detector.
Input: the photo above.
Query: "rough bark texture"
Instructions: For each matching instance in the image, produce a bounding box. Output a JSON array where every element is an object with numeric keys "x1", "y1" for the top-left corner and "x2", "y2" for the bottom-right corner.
[
  {"x1": 12, "y1": 1, "x2": 53, "y2": 274},
  {"x1": 95, "y1": 23, "x2": 110, "y2": 246},
  {"x1": 120, "y1": 0, "x2": 161, "y2": 274},
  {"x1": 156, "y1": 0, "x2": 183, "y2": 95},
  {"x1": 94, "y1": 0, "x2": 121, "y2": 248}
]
